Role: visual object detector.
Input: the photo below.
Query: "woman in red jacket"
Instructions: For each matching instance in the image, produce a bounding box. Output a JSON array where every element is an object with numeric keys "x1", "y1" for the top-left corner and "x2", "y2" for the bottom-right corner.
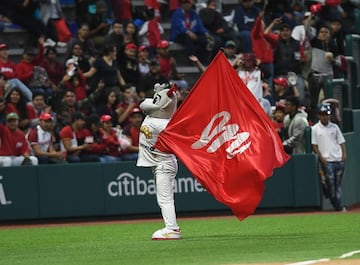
[{"x1": 251, "y1": 11, "x2": 279, "y2": 85}]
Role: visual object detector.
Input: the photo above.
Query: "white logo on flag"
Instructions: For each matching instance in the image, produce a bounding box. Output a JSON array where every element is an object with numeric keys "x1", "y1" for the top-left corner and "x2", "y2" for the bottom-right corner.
[{"x1": 191, "y1": 111, "x2": 251, "y2": 159}]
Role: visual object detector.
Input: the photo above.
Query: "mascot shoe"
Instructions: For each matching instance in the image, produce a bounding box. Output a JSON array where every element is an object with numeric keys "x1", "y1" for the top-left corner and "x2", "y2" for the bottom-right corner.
[{"x1": 151, "y1": 228, "x2": 182, "y2": 240}]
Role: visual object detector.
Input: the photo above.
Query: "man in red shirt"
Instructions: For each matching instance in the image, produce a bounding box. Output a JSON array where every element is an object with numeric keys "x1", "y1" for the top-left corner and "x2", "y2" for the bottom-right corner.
[
  {"x1": 0, "y1": 43, "x2": 33, "y2": 101},
  {"x1": 0, "y1": 112, "x2": 38, "y2": 166},
  {"x1": 0, "y1": 43, "x2": 17, "y2": 80},
  {"x1": 121, "y1": 107, "x2": 144, "y2": 161},
  {"x1": 59, "y1": 111, "x2": 100, "y2": 163}
]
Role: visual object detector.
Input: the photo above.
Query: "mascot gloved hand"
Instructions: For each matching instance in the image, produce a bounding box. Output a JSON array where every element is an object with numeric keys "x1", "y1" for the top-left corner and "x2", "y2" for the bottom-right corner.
[
  {"x1": 139, "y1": 82, "x2": 177, "y2": 119},
  {"x1": 136, "y1": 82, "x2": 181, "y2": 240}
]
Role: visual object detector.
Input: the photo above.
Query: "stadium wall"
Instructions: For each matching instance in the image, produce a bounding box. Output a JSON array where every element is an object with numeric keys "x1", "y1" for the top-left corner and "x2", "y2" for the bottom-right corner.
[{"x1": 0, "y1": 110, "x2": 359, "y2": 221}]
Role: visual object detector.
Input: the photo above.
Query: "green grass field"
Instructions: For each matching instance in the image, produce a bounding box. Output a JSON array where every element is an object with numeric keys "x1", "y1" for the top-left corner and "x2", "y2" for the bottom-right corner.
[{"x1": 0, "y1": 213, "x2": 359, "y2": 265}]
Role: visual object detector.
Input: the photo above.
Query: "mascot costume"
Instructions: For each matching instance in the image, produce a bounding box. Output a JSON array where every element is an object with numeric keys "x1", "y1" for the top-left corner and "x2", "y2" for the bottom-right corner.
[{"x1": 136, "y1": 82, "x2": 181, "y2": 240}]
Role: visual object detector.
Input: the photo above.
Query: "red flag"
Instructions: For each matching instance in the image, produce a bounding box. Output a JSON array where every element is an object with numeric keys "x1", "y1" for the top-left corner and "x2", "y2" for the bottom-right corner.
[{"x1": 154, "y1": 52, "x2": 290, "y2": 220}]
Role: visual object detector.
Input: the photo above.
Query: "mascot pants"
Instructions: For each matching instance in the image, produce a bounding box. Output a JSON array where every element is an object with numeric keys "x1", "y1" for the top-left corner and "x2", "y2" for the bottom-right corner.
[{"x1": 153, "y1": 159, "x2": 179, "y2": 230}]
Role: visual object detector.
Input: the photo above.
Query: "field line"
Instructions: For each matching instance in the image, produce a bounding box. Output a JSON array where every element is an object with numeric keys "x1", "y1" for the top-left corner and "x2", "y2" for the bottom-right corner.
[
  {"x1": 285, "y1": 259, "x2": 330, "y2": 265},
  {"x1": 340, "y1": 250, "x2": 360, "y2": 258}
]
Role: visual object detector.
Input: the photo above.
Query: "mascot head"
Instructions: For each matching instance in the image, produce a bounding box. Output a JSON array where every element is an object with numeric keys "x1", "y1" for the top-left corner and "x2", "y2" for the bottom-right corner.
[{"x1": 139, "y1": 82, "x2": 177, "y2": 119}]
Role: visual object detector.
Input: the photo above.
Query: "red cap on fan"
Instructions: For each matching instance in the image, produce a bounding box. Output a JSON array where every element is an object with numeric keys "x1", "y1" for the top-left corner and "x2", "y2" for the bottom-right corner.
[
  {"x1": 157, "y1": 40, "x2": 169, "y2": 49},
  {"x1": 273, "y1": 77, "x2": 289, "y2": 88},
  {"x1": 310, "y1": 3, "x2": 322, "y2": 14},
  {"x1": 100, "y1": 115, "x2": 112, "y2": 122},
  {"x1": 39, "y1": 113, "x2": 54, "y2": 121}
]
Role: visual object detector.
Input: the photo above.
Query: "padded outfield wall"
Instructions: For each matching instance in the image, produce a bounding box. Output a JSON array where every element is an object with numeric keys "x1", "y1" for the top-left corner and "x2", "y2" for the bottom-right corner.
[{"x1": 0, "y1": 111, "x2": 359, "y2": 221}]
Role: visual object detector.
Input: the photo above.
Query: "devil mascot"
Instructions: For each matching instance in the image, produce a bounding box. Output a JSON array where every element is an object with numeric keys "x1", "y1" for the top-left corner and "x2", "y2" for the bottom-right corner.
[{"x1": 136, "y1": 82, "x2": 181, "y2": 240}]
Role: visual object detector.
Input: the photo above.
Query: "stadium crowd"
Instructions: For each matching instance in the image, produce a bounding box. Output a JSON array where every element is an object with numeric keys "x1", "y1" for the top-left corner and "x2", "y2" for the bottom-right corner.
[{"x1": 0, "y1": 0, "x2": 359, "y2": 166}]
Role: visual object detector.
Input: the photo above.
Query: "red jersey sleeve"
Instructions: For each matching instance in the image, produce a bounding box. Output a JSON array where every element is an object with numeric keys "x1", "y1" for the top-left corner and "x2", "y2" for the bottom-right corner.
[
  {"x1": 27, "y1": 127, "x2": 39, "y2": 145},
  {"x1": 17, "y1": 130, "x2": 30, "y2": 155},
  {"x1": 27, "y1": 104, "x2": 38, "y2": 120},
  {"x1": 60, "y1": 125, "x2": 74, "y2": 139}
]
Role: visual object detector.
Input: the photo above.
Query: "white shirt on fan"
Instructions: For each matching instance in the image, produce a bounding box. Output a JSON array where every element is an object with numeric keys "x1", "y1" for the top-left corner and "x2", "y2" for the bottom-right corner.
[
  {"x1": 311, "y1": 121, "x2": 345, "y2": 162},
  {"x1": 238, "y1": 69, "x2": 263, "y2": 100}
]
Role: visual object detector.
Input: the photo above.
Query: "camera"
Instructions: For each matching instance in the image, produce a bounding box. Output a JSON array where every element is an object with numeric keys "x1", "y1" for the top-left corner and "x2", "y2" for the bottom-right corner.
[{"x1": 67, "y1": 66, "x2": 78, "y2": 77}]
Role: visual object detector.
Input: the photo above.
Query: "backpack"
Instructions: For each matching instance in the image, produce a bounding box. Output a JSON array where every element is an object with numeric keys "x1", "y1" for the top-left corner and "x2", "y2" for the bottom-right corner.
[{"x1": 28, "y1": 66, "x2": 51, "y2": 89}]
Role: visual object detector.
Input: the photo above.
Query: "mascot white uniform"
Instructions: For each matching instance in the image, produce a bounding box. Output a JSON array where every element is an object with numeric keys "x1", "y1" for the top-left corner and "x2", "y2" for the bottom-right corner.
[{"x1": 136, "y1": 82, "x2": 181, "y2": 240}]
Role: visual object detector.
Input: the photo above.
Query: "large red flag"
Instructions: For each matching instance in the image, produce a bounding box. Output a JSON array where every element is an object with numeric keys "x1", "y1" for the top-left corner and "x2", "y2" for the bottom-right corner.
[{"x1": 154, "y1": 52, "x2": 290, "y2": 220}]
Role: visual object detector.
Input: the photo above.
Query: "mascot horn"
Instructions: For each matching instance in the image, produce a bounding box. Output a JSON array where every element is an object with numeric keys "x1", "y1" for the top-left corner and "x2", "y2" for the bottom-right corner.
[{"x1": 139, "y1": 82, "x2": 177, "y2": 119}]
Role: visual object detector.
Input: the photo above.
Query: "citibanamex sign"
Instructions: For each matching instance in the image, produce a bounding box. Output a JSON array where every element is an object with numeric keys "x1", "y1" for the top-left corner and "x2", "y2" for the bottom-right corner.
[{"x1": 107, "y1": 172, "x2": 205, "y2": 197}]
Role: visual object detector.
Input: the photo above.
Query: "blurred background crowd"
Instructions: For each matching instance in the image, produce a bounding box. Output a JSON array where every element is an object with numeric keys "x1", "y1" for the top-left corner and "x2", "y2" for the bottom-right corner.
[{"x1": 0, "y1": 0, "x2": 359, "y2": 165}]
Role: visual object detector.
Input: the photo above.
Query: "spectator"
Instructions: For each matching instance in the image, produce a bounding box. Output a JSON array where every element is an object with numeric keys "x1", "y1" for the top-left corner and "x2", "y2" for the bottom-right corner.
[
  {"x1": 251, "y1": 12, "x2": 280, "y2": 86},
  {"x1": 59, "y1": 111, "x2": 100, "y2": 163},
  {"x1": 96, "y1": 87, "x2": 120, "y2": 126},
  {"x1": 118, "y1": 43, "x2": 140, "y2": 86},
  {"x1": 27, "y1": 112, "x2": 66, "y2": 164},
  {"x1": 61, "y1": 59, "x2": 88, "y2": 101},
  {"x1": 87, "y1": 0, "x2": 111, "y2": 49},
  {"x1": 40, "y1": 47, "x2": 64, "y2": 92},
  {"x1": 170, "y1": 0, "x2": 210, "y2": 63},
  {"x1": 306, "y1": 22, "x2": 338, "y2": 123},
  {"x1": 0, "y1": 112, "x2": 38, "y2": 167},
  {"x1": 291, "y1": 12, "x2": 316, "y2": 81},
  {"x1": 273, "y1": 23, "x2": 306, "y2": 104},
  {"x1": 0, "y1": 43, "x2": 33, "y2": 101},
  {"x1": 122, "y1": 21, "x2": 139, "y2": 48},
  {"x1": 137, "y1": 45, "x2": 151, "y2": 76},
  {"x1": 98, "y1": 114, "x2": 123, "y2": 162},
  {"x1": 262, "y1": 80, "x2": 275, "y2": 106},
  {"x1": 236, "y1": 53, "x2": 272, "y2": 116},
  {"x1": 138, "y1": 8, "x2": 164, "y2": 58},
  {"x1": 282, "y1": 96, "x2": 309, "y2": 154},
  {"x1": 116, "y1": 85, "x2": 139, "y2": 127},
  {"x1": 66, "y1": 23, "x2": 98, "y2": 65},
  {"x1": 263, "y1": 0, "x2": 296, "y2": 28},
  {"x1": 26, "y1": 91, "x2": 48, "y2": 128},
  {"x1": 104, "y1": 19, "x2": 124, "y2": 60},
  {"x1": 66, "y1": 43, "x2": 91, "y2": 74},
  {"x1": 55, "y1": 83, "x2": 104, "y2": 131},
  {"x1": 222, "y1": 40, "x2": 240, "y2": 66},
  {"x1": 233, "y1": 0, "x2": 260, "y2": 53},
  {"x1": 271, "y1": 100, "x2": 286, "y2": 140},
  {"x1": 0, "y1": 96, "x2": 17, "y2": 125},
  {"x1": 121, "y1": 107, "x2": 144, "y2": 161},
  {"x1": 84, "y1": 113, "x2": 118, "y2": 163},
  {"x1": 112, "y1": 0, "x2": 133, "y2": 24},
  {"x1": 157, "y1": 40, "x2": 189, "y2": 90},
  {"x1": 0, "y1": 43, "x2": 17, "y2": 80},
  {"x1": 84, "y1": 44, "x2": 126, "y2": 90},
  {"x1": 5, "y1": 87, "x2": 30, "y2": 132},
  {"x1": 236, "y1": 53, "x2": 263, "y2": 102},
  {"x1": 329, "y1": 17, "x2": 347, "y2": 77},
  {"x1": 16, "y1": 39, "x2": 53, "y2": 97},
  {"x1": 199, "y1": 0, "x2": 236, "y2": 59},
  {"x1": 74, "y1": 0, "x2": 96, "y2": 26},
  {"x1": 272, "y1": 76, "x2": 299, "y2": 104},
  {"x1": 39, "y1": 0, "x2": 67, "y2": 46},
  {"x1": 311, "y1": 103, "x2": 347, "y2": 212},
  {"x1": 137, "y1": 59, "x2": 169, "y2": 98},
  {"x1": 0, "y1": 73, "x2": 11, "y2": 98}
]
